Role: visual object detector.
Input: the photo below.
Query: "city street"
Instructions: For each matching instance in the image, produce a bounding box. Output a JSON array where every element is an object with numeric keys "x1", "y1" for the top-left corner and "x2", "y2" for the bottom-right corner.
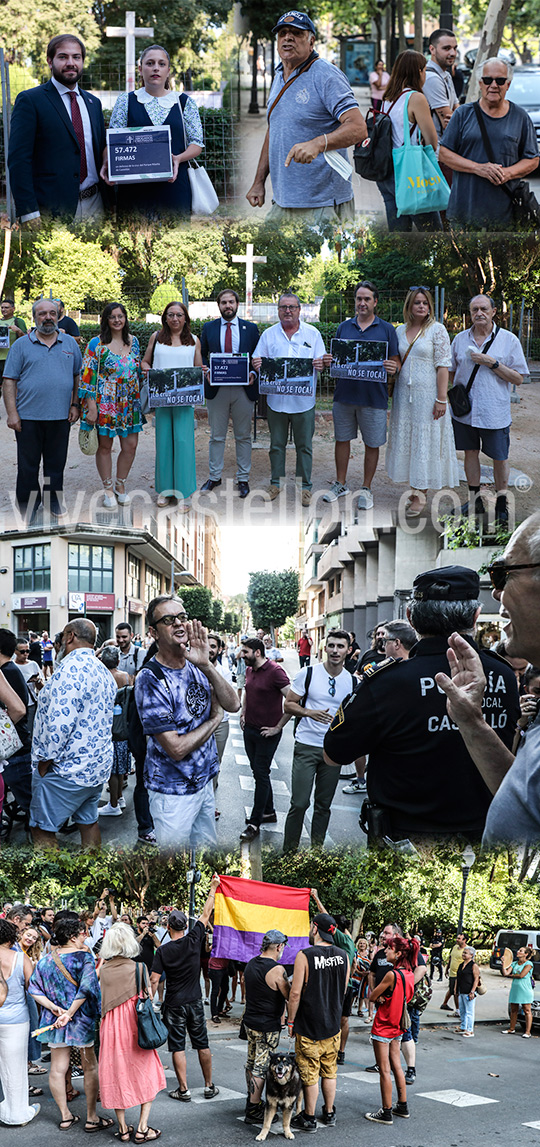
[
  {"x1": 17, "y1": 970, "x2": 540, "y2": 1147},
  {"x1": 8, "y1": 648, "x2": 365, "y2": 852}
]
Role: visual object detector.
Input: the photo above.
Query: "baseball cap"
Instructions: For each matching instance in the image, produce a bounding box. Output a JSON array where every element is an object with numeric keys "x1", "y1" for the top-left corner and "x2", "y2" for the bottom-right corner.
[
  {"x1": 411, "y1": 565, "x2": 480, "y2": 602},
  {"x1": 313, "y1": 912, "x2": 338, "y2": 942},
  {"x1": 272, "y1": 10, "x2": 317, "y2": 35},
  {"x1": 262, "y1": 929, "x2": 288, "y2": 948},
  {"x1": 168, "y1": 909, "x2": 188, "y2": 931}
]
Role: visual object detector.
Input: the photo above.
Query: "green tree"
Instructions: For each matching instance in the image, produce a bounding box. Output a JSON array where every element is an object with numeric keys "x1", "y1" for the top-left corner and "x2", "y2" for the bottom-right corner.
[
  {"x1": 89, "y1": 0, "x2": 235, "y2": 82},
  {"x1": 22, "y1": 228, "x2": 122, "y2": 312},
  {"x1": 149, "y1": 223, "x2": 229, "y2": 301},
  {"x1": 181, "y1": 585, "x2": 215, "y2": 626},
  {"x1": 2, "y1": 0, "x2": 100, "y2": 73},
  {"x1": 211, "y1": 599, "x2": 224, "y2": 630},
  {"x1": 247, "y1": 569, "x2": 299, "y2": 632}
]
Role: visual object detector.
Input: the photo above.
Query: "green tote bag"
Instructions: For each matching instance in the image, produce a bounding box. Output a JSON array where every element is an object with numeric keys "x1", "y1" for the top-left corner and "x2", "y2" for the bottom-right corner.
[{"x1": 393, "y1": 93, "x2": 450, "y2": 217}]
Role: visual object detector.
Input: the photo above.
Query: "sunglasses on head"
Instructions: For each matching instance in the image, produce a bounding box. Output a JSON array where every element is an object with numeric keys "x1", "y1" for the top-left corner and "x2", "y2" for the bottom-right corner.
[
  {"x1": 480, "y1": 75, "x2": 508, "y2": 86},
  {"x1": 487, "y1": 561, "x2": 540, "y2": 591},
  {"x1": 155, "y1": 612, "x2": 189, "y2": 626},
  {"x1": 409, "y1": 285, "x2": 430, "y2": 293}
]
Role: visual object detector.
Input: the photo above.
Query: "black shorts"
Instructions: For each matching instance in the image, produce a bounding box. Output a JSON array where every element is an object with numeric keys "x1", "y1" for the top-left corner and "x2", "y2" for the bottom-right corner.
[
  {"x1": 342, "y1": 985, "x2": 354, "y2": 1018},
  {"x1": 163, "y1": 999, "x2": 209, "y2": 1052}
]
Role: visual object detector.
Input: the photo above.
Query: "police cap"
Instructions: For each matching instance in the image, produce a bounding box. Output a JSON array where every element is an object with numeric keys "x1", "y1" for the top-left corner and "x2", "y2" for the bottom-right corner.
[{"x1": 411, "y1": 565, "x2": 480, "y2": 601}]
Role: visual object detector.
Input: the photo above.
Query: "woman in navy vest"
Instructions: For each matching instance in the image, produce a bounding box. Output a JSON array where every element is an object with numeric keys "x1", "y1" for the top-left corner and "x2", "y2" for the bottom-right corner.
[{"x1": 104, "y1": 45, "x2": 204, "y2": 219}]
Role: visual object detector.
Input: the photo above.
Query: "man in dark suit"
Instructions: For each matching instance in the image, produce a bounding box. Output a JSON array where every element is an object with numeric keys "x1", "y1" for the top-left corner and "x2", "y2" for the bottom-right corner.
[
  {"x1": 8, "y1": 33, "x2": 107, "y2": 224},
  {"x1": 199, "y1": 289, "x2": 260, "y2": 498}
]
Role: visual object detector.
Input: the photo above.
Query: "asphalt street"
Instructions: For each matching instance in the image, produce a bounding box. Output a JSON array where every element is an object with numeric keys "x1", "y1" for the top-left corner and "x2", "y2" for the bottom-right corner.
[
  {"x1": 9, "y1": 989, "x2": 540, "y2": 1147},
  {"x1": 8, "y1": 648, "x2": 365, "y2": 852}
]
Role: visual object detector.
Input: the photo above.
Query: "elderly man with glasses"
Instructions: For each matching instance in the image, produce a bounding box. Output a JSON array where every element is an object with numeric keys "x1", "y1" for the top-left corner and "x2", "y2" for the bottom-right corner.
[
  {"x1": 134, "y1": 595, "x2": 240, "y2": 848},
  {"x1": 252, "y1": 291, "x2": 331, "y2": 505},
  {"x1": 436, "y1": 513, "x2": 540, "y2": 846},
  {"x1": 439, "y1": 56, "x2": 538, "y2": 229}
]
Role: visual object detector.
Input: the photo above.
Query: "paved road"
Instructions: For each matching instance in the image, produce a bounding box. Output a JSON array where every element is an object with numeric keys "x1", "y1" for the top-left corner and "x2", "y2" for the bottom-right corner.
[{"x1": 22, "y1": 976, "x2": 539, "y2": 1147}]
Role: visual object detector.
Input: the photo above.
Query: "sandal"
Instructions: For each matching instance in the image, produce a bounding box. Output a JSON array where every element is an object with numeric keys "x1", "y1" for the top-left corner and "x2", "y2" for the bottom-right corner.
[
  {"x1": 85, "y1": 1116, "x2": 116, "y2": 1133},
  {"x1": 29, "y1": 1085, "x2": 43, "y2": 1097},
  {"x1": 59, "y1": 1115, "x2": 81, "y2": 1130},
  {"x1": 115, "y1": 1127, "x2": 134, "y2": 1141},
  {"x1": 28, "y1": 1064, "x2": 47, "y2": 1075},
  {"x1": 66, "y1": 1089, "x2": 81, "y2": 1102},
  {"x1": 134, "y1": 1130, "x2": 161, "y2": 1143},
  {"x1": 114, "y1": 479, "x2": 131, "y2": 506}
]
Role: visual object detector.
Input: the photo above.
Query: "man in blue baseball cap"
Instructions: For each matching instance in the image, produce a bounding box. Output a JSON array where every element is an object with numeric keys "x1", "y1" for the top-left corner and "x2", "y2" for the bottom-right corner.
[{"x1": 246, "y1": 10, "x2": 366, "y2": 224}]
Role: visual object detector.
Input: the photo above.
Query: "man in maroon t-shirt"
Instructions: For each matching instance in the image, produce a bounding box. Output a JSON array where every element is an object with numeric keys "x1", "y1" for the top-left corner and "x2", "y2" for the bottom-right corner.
[{"x1": 239, "y1": 637, "x2": 290, "y2": 842}]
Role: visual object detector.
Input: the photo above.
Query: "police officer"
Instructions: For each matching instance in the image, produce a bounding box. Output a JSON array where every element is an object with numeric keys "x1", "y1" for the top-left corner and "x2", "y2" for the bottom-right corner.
[{"x1": 323, "y1": 566, "x2": 520, "y2": 844}]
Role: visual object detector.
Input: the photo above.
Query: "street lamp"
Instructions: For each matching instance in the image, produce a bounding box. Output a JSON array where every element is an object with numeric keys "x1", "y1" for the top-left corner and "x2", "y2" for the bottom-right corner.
[{"x1": 457, "y1": 845, "x2": 476, "y2": 935}]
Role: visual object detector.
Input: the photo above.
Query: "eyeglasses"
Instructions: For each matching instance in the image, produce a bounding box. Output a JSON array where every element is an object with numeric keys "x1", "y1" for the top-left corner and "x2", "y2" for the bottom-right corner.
[
  {"x1": 328, "y1": 677, "x2": 336, "y2": 697},
  {"x1": 480, "y1": 76, "x2": 508, "y2": 86},
  {"x1": 155, "y1": 612, "x2": 189, "y2": 627},
  {"x1": 486, "y1": 561, "x2": 540, "y2": 591},
  {"x1": 278, "y1": 305, "x2": 300, "y2": 312}
]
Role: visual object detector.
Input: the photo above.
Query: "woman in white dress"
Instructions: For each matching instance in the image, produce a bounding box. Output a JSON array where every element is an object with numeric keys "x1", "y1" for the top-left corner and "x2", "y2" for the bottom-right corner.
[
  {"x1": 141, "y1": 301, "x2": 203, "y2": 507},
  {"x1": 385, "y1": 287, "x2": 459, "y2": 515},
  {"x1": 0, "y1": 919, "x2": 40, "y2": 1126}
]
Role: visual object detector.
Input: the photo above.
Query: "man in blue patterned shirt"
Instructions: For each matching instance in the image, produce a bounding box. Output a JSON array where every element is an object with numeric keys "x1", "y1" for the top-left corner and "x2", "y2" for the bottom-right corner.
[
  {"x1": 134, "y1": 596, "x2": 240, "y2": 848},
  {"x1": 30, "y1": 617, "x2": 116, "y2": 848}
]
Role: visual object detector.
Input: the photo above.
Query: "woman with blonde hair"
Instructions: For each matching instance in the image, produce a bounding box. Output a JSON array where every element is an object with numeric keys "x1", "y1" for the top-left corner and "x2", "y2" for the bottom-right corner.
[
  {"x1": 98, "y1": 922, "x2": 165, "y2": 1142},
  {"x1": 377, "y1": 50, "x2": 441, "y2": 231},
  {"x1": 385, "y1": 286, "x2": 459, "y2": 516},
  {"x1": 141, "y1": 300, "x2": 203, "y2": 507}
]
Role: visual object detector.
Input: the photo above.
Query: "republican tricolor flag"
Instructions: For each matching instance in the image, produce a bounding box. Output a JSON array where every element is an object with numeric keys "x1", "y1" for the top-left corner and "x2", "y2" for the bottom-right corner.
[{"x1": 212, "y1": 875, "x2": 310, "y2": 965}]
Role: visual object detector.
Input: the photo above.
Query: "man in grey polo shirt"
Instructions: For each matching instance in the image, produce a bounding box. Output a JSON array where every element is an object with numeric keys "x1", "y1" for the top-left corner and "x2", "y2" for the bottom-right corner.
[
  {"x1": 246, "y1": 11, "x2": 366, "y2": 223},
  {"x1": 450, "y1": 295, "x2": 527, "y2": 526},
  {"x1": 3, "y1": 297, "x2": 81, "y2": 518},
  {"x1": 423, "y1": 30, "x2": 459, "y2": 143}
]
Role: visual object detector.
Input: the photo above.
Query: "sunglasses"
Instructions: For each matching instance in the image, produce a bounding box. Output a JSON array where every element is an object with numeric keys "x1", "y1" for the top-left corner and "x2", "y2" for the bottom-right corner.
[
  {"x1": 486, "y1": 561, "x2": 540, "y2": 591},
  {"x1": 155, "y1": 613, "x2": 189, "y2": 626},
  {"x1": 328, "y1": 677, "x2": 336, "y2": 697},
  {"x1": 409, "y1": 285, "x2": 430, "y2": 293},
  {"x1": 480, "y1": 76, "x2": 508, "y2": 86}
]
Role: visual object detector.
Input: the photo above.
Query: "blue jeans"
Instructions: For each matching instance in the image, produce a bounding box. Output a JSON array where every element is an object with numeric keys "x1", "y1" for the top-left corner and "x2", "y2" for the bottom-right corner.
[
  {"x1": 458, "y1": 993, "x2": 475, "y2": 1032},
  {"x1": 401, "y1": 1005, "x2": 420, "y2": 1044},
  {"x1": 377, "y1": 172, "x2": 442, "y2": 232}
]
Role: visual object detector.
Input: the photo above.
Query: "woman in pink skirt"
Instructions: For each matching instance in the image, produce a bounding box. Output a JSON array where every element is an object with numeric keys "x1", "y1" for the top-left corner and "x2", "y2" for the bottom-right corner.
[{"x1": 98, "y1": 923, "x2": 165, "y2": 1142}]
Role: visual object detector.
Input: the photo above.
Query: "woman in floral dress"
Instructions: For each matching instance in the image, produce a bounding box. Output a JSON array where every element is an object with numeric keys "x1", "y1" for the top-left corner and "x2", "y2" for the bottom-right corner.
[
  {"x1": 102, "y1": 44, "x2": 204, "y2": 219},
  {"x1": 80, "y1": 302, "x2": 143, "y2": 508}
]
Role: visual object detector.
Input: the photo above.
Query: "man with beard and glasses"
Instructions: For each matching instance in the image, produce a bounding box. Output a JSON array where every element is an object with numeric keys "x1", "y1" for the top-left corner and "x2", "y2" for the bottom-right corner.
[
  {"x1": 2, "y1": 298, "x2": 82, "y2": 520},
  {"x1": 134, "y1": 598, "x2": 239, "y2": 848},
  {"x1": 8, "y1": 33, "x2": 107, "y2": 224},
  {"x1": 30, "y1": 618, "x2": 116, "y2": 849},
  {"x1": 239, "y1": 638, "x2": 290, "y2": 842},
  {"x1": 199, "y1": 289, "x2": 260, "y2": 498}
]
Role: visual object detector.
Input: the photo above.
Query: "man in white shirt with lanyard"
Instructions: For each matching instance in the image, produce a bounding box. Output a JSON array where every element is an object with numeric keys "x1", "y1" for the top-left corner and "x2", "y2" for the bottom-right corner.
[
  {"x1": 252, "y1": 292, "x2": 331, "y2": 505},
  {"x1": 282, "y1": 629, "x2": 354, "y2": 850},
  {"x1": 450, "y1": 294, "x2": 527, "y2": 526}
]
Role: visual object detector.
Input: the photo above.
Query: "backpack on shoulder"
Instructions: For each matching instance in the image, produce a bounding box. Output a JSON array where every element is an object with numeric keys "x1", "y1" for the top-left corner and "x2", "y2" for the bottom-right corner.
[{"x1": 354, "y1": 106, "x2": 395, "y2": 182}]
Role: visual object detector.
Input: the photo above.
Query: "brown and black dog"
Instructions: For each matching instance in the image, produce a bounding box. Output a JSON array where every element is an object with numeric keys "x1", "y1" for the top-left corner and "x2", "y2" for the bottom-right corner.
[{"x1": 255, "y1": 1052, "x2": 303, "y2": 1141}]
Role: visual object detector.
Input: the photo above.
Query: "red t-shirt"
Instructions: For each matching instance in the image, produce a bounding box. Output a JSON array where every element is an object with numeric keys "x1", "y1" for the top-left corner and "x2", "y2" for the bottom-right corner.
[
  {"x1": 244, "y1": 659, "x2": 290, "y2": 729},
  {"x1": 372, "y1": 967, "x2": 414, "y2": 1039},
  {"x1": 298, "y1": 637, "x2": 312, "y2": 656}
]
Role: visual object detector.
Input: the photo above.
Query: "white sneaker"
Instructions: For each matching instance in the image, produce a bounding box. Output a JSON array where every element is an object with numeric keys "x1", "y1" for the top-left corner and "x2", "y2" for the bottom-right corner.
[
  {"x1": 356, "y1": 487, "x2": 374, "y2": 510},
  {"x1": 323, "y1": 481, "x2": 350, "y2": 503},
  {"x1": 98, "y1": 802, "x2": 122, "y2": 816},
  {"x1": 117, "y1": 796, "x2": 126, "y2": 809},
  {"x1": 343, "y1": 779, "x2": 367, "y2": 794}
]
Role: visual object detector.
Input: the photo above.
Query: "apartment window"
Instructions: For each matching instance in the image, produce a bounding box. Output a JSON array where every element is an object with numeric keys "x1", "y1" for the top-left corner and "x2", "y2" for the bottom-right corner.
[
  {"x1": 68, "y1": 545, "x2": 113, "y2": 593},
  {"x1": 329, "y1": 578, "x2": 334, "y2": 596},
  {"x1": 145, "y1": 564, "x2": 161, "y2": 603},
  {"x1": 335, "y1": 573, "x2": 342, "y2": 593},
  {"x1": 14, "y1": 544, "x2": 51, "y2": 592},
  {"x1": 127, "y1": 554, "x2": 141, "y2": 599}
]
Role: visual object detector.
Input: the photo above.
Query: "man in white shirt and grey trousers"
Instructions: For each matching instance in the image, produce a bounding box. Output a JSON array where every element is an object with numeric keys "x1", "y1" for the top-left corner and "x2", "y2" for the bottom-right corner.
[{"x1": 282, "y1": 629, "x2": 354, "y2": 850}]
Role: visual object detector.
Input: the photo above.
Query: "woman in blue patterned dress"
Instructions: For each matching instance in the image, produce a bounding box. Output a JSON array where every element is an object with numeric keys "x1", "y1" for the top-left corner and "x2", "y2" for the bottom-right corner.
[
  {"x1": 102, "y1": 45, "x2": 204, "y2": 219},
  {"x1": 28, "y1": 917, "x2": 112, "y2": 1132},
  {"x1": 80, "y1": 303, "x2": 143, "y2": 508}
]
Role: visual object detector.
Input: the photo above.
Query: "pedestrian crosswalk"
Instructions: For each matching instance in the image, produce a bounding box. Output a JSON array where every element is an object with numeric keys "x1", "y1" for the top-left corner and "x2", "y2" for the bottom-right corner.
[{"x1": 417, "y1": 1089, "x2": 499, "y2": 1106}]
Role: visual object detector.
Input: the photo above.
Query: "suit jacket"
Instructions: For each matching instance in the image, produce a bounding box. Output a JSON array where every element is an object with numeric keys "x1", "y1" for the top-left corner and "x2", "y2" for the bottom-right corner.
[
  {"x1": 8, "y1": 80, "x2": 107, "y2": 219},
  {"x1": 200, "y1": 317, "x2": 260, "y2": 401}
]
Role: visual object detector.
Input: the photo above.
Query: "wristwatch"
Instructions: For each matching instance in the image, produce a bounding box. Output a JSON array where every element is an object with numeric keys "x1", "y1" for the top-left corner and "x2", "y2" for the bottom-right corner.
[{"x1": 491, "y1": 360, "x2": 500, "y2": 370}]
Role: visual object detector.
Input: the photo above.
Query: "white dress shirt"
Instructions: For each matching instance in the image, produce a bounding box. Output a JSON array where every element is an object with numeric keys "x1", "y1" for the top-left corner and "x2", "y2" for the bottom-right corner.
[
  {"x1": 51, "y1": 75, "x2": 99, "y2": 189},
  {"x1": 450, "y1": 324, "x2": 528, "y2": 429},
  {"x1": 219, "y1": 315, "x2": 240, "y2": 354},
  {"x1": 253, "y1": 320, "x2": 326, "y2": 413}
]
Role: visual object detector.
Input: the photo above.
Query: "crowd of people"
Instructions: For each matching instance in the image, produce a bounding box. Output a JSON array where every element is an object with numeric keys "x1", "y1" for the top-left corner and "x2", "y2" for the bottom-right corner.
[
  {"x1": 2, "y1": 279, "x2": 528, "y2": 522},
  {"x1": 0, "y1": 892, "x2": 527, "y2": 1131},
  {"x1": 1, "y1": 513, "x2": 539, "y2": 852}
]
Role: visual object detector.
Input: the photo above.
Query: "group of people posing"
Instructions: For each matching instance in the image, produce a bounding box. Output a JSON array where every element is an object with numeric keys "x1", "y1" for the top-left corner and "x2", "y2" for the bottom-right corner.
[{"x1": 2, "y1": 280, "x2": 527, "y2": 522}]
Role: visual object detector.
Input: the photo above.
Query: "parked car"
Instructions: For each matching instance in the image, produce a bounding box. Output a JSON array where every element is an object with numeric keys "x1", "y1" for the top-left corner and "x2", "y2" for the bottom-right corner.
[
  {"x1": 508, "y1": 67, "x2": 540, "y2": 151},
  {"x1": 491, "y1": 929, "x2": 540, "y2": 977},
  {"x1": 508, "y1": 992, "x2": 540, "y2": 1032}
]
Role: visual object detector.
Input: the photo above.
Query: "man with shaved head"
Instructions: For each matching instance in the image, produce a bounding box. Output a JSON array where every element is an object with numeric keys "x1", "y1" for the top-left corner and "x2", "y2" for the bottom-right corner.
[
  {"x1": 30, "y1": 617, "x2": 116, "y2": 848},
  {"x1": 449, "y1": 294, "x2": 528, "y2": 525},
  {"x1": 436, "y1": 513, "x2": 540, "y2": 845}
]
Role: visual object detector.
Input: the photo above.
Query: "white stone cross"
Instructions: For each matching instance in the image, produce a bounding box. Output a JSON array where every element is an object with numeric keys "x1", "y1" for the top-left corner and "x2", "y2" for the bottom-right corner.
[
  {"x1": 232, "y1": 243, "x2": 267, "y2": 318},
  {"x1": 106, "y1": 11, "x2": 154, "y2": 92}
]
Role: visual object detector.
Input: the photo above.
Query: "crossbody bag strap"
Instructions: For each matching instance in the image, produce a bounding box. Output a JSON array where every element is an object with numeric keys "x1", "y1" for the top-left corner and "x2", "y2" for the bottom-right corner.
[
  {"x1": 294, "y1": 664, "x2": 313, "y2": 735},
  {"x1": 51, "y1": 951, "x2": 78, "y2": 988},
  {"x1": 464, "y1": 326, "x2": 498, "y2": 394},
  {"x1": 267, "y1": 52, "x2": 320, "y2": 119},
  {"x1": 400, "y1": 326, "x2": 424, "y2": 368},
  {"x1": 472, "y1": 101, "x2": 514, "y2": 203}
]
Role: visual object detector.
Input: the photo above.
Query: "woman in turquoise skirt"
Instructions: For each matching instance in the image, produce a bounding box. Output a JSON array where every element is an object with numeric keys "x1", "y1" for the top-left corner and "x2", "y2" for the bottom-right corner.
[
  {"x1": 141, "y1": 301, "x2": 202, "y2": 506},
  {"x1": 502, "y1": 945, "x2": 535, "y2": 1037}
]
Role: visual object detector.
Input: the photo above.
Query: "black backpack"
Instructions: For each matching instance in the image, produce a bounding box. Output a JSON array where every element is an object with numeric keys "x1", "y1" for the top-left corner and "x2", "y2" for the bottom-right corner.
[
  {"x1": 354, "y1": 106, "x2": 395, "y2": 182},
  {"x1": 127, "y1": 660, "x2": 170, "y2": 760},
  {"x1": 112, "y1": 685, "x2": 133, "y2": 742}
]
